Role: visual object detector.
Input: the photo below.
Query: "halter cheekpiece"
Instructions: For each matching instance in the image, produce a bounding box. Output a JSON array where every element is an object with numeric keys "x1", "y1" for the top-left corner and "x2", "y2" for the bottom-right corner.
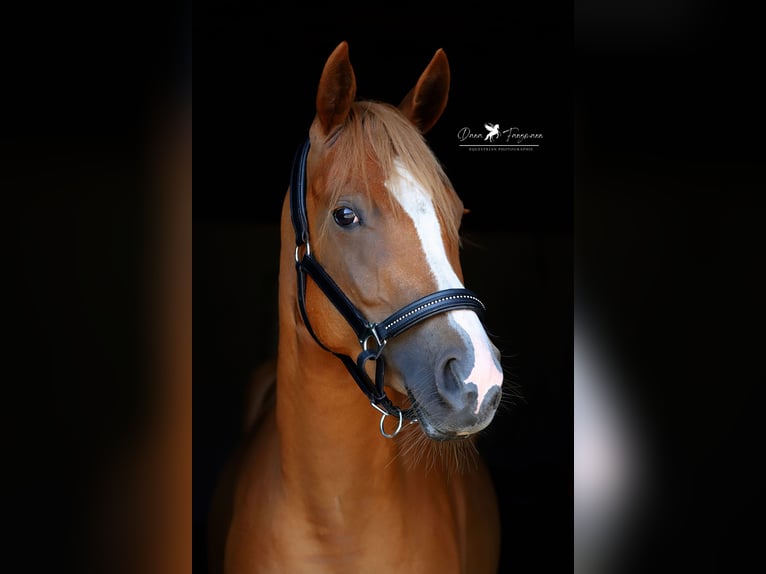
[{"x1": 289, "y1": 138, "x2": 487, "y2": 438}]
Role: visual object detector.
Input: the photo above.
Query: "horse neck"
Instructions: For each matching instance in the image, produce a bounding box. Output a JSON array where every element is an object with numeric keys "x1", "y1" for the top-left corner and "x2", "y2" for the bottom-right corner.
[{"x1": 274, "y1": 204, "x2": 400, "y2": 514}]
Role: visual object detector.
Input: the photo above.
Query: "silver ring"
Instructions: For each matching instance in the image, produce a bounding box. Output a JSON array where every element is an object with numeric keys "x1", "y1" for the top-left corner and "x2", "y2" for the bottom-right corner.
[
  {"x1": 362, "y1": 331, "x2": 386, "y2": 355},
  {"x1": 379, "y1": 408, "x2": 403, "y2": 439},
  {"x1": 294, "y1": 242, "x2": 311, "y2": 263}
]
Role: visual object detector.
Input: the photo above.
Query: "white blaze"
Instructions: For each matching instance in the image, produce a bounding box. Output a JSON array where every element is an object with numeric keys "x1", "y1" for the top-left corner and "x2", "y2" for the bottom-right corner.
[{"x1": 388, "y1": 162, "x2": 503, "y2": 412}]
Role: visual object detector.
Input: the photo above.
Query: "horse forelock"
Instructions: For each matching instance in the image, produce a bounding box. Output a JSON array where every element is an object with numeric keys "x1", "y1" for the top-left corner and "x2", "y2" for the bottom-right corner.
[{"x1": 312, "y1": 101, "x2": 462, "y2": 246}]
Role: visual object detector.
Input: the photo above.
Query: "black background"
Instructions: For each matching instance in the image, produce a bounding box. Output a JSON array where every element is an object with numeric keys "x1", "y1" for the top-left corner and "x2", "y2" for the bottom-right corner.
[
  {"x1": 575, "y1": 1, "x2": 766, "y2": 572},
  {"x1": 2, "y1": 3, "x2": 191, "y2": 573},
  {"x1": 194, "y1": 5, "x2": 573, "y2": 574}
]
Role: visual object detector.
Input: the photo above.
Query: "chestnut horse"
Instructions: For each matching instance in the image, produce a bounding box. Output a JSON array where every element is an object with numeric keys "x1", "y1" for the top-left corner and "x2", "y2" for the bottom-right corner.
[{"x1": 210, "y1": 42, "x2": 505, "y2": 573}]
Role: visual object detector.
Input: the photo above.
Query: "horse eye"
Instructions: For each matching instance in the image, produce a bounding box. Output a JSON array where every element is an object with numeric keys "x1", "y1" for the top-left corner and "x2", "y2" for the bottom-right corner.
[{"x1": 332, "y1": 206, "x2": 359, "y2": 227}]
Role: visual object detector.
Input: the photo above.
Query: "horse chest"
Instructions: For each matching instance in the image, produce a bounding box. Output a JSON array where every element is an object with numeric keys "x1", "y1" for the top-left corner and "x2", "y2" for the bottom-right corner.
[{"x1": 227, "y1": 437, "x2": 498, "y2": 574}]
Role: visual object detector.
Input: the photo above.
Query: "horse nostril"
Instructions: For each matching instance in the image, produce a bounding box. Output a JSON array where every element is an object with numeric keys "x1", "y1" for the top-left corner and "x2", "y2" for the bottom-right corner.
[
  {"x1": 438, "y1": 358, "x2": 477, "y2": 406},
  {"x1": 441, "y1": 358, "x2": 460, "y2": 392}
]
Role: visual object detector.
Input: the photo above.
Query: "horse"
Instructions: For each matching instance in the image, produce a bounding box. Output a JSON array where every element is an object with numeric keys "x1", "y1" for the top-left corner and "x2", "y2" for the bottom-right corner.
[
  {"x1": 484, "y1": 123, "x2": 501, "y2": 142},
  {"x1": 209, "y1": 41, "x2": 505, "y2": 574}
]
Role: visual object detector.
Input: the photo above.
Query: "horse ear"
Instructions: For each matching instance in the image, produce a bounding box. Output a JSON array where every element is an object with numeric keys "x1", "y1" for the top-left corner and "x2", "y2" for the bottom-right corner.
[
  {"x1": 399, "y1": 48, "x2": 450, "y2": 134},
  {"x1": 315, "y1": 41, "x2": 357, "y2": 138}
]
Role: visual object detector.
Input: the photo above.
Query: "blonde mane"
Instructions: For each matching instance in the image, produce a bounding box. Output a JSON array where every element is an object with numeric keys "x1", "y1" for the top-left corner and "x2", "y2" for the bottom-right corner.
[{"x1": 320, "y1": 100, "x2": 462, "y2": 244}]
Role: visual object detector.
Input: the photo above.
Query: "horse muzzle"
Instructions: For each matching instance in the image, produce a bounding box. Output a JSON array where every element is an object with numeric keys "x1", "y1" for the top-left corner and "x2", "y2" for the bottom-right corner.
[{"x1": 393, "y1": 331, "x2": 504, "y2": 440}]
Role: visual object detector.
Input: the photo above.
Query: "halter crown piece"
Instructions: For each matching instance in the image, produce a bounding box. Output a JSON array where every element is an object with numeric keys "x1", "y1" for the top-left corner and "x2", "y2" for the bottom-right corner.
[{"x1": 289, "y1": 138, "x2": 488, "y2": 438}]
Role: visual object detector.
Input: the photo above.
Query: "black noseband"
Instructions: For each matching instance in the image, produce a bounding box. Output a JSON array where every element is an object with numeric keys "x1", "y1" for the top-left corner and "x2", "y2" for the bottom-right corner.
[{"x1": 289, "y1": 138, "x2": 487, "y2": 437}]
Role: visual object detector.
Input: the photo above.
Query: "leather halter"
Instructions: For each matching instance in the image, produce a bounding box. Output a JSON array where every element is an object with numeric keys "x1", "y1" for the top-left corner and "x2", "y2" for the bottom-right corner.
[{"x1": 289, "y1": 138, "x2": 487, "y2": 438}]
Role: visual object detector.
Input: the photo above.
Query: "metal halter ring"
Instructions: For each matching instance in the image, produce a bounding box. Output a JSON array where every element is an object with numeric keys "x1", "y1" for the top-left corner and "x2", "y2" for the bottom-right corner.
[
  {"x1": 361, "y1": 332, "x2": 386, "y2": 356},
  {"x1": 294, "y1": 241, "x2": 311, "y2": 263},
  {"x1": 371, "y1": 402, "x2": 403, "y2": 439}
]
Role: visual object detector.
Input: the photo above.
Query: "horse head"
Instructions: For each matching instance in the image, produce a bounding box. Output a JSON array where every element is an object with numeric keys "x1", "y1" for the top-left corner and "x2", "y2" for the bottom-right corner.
[{"x1": 293, "y1": 42, "x2": 503, "y2": 441}]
